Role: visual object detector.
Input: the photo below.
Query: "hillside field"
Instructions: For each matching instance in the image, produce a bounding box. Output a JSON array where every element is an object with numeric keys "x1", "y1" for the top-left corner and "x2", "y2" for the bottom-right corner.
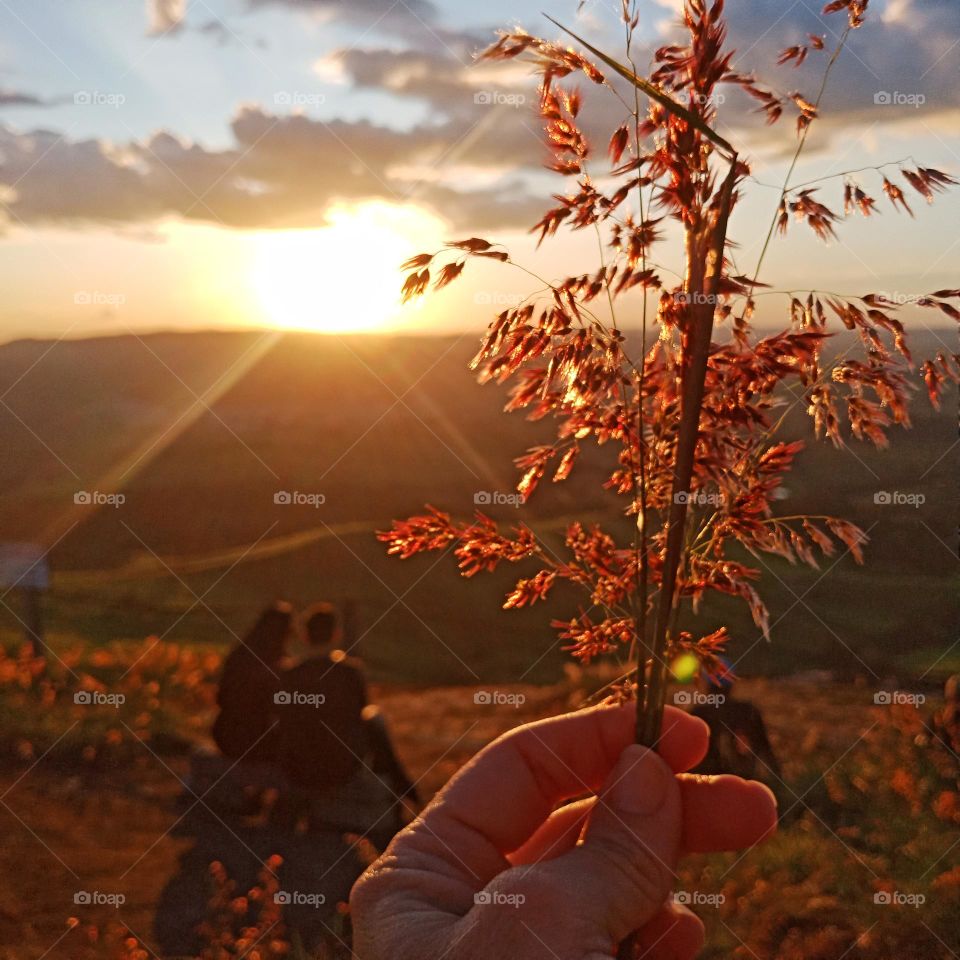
[{"x1": 0, "y1": 329, "x2": 956, "y2": 684}]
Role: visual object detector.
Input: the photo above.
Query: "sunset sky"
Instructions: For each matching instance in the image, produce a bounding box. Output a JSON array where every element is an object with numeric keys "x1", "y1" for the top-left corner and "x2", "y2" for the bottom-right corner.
[{"x1": 0, "y1": 0, "x2": 958, "y2": 340}]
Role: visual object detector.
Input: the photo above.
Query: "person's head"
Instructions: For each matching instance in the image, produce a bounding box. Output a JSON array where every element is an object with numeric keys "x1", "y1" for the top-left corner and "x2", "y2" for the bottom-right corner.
[
  {"x1": 243, "y1": 601, "x2": 295, "y2": 665},
  {"x1": 303, "y1": 602, "x2": 340, "y2": 650}
]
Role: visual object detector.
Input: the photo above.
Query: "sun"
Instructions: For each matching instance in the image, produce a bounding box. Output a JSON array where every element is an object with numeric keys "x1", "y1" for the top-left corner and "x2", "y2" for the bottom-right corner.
[{"x1": 251, "y1": 202, "x2": 443, "y2": 333}]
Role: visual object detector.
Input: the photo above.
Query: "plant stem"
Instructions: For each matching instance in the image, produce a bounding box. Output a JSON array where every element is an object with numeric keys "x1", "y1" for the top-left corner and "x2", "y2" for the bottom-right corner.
[{"x1": 636, "y1": 155, "x2": 740, "y2": 749}]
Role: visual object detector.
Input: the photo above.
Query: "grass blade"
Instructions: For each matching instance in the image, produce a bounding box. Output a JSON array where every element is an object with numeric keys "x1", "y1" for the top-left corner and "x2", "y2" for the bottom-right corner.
[{"x1": 545, "y1": 15, "x2": 737, "y2": 160}]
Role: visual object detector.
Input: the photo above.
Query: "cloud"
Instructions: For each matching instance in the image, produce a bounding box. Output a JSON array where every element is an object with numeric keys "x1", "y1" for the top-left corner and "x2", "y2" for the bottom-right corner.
[
  {"x1": 0, "y1": 90, "x2": 57, "y2": 108},
  {"x1": 0, "y1": 128, "x2": 158, "y2": 223},
  {"x1": 717, "y1": 0, "x2": 960, "y2": 129},
  {"x1": 6, "y1": 0, "x2": 958, "y2": 237},
  {"x1": 148, "y1": 0, "x2": 960, "y2": 124},
  {"x1": 148, "y1": 0, "x2": 482, "y2": 54},
  {"x1": 196, "y1": 17, "x2": 268, "y2": 49},
  {"x1": 0, "y1": 104, "x2": 546, "y2": 232},
  {"x1": 322, "y1": 45, "x2": 627, "y2": 164},
  {"x1": 250, "y1": 0, "x2": 475, "y2": 49},
  {"x1": 249, "y1": 0, "x2": 438, "y2": 25},
  {"x1": 147, "y1": 0, "x2": 186, "y2": 34},
  {"x1": 323, "y1": 47, "x2": 566, "y2": 123},
  {"x1": 297, "y1": 2, "x2": 960, "y2": 229},
  {"x1": 149, "y1": 0, "x2": 488, "y2": 64},
  {"x1": 322, "y1": 0, "x2": 960, "y2": 167},
  {"x1": 251, "y1": 0, "x2": 488, "y2": 51}
]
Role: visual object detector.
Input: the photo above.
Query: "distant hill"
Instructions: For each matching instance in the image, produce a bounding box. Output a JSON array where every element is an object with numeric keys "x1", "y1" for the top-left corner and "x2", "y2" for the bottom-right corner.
[{"x1": 0, "y1": 328, "x2": 956, "y2": 683}]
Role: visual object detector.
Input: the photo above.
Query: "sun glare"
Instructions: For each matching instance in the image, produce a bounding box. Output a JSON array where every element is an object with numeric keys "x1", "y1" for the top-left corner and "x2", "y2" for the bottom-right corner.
[{"x1": 252, "y1": 202, "x2": 442, "y2": 333}]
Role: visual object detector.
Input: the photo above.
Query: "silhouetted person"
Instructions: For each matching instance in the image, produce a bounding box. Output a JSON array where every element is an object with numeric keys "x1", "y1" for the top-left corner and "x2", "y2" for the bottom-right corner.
[
  {"x1": 690, "y1": 665, "x2": 781, "y2": 785},
  {"x1": 277, "y1": 603, "x2": 369, "y2": 790},
  {"x1": 363, "y1": 704, "x2": 420, "y2": 804},
  {"x1": 212, "y1": 601, "x2": 293, "y2": 763},
  {"x1": 276, "y1": 603, "x2": 417, "y2": 841}
]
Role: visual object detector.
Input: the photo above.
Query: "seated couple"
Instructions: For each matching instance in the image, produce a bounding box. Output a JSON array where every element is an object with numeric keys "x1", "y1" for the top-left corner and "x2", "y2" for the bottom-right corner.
[{"x1": 210, "y1": 601, "x2": 418, "y2": 844}]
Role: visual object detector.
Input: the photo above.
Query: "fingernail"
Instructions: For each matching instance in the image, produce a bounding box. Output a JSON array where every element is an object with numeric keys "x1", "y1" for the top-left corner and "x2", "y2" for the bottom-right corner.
[{"x1": 607, "y1": 745, "x2": 672, "y2": 817}]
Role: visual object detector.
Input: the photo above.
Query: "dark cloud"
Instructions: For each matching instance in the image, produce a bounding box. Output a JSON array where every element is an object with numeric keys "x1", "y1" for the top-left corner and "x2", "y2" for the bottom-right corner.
[
  {"x1": 0, "y1": 90, "x2": 57, "y2": 108},
  {"x1": 0, "y1": 128, "x2": 159, "y2": 222},
  {"x1": 252, "y1": 0, "x2": 435, "y2": 12},
  {"x1": 330, "y1": 0, "x2": 959, "y2": 147},
  {"x1": 6, "y1": 0, "x2": 957, "y2": 234},
  {"x1": 249, "y1": 0, "x2": 467, "y2": 48},
  {"x1": 331, "y1": 48, "x2": 468, "y2": 103},
  {"x1": 197, "y1": 18, "x2": 268, "y2": 48},
  {"x1": 716, "y1": 0, "x2": 960, "y2": 128},
  {"x1": 0, "y1": 104, "x2": 543, "y2": 232},
  {"x1": 151, "y1": 0, "x2": 487, "y2": 58},
  {"x1": 155, "y1": 0, "x2": 960, "y2": 126},
  {"x1": 250, "y1": 0, "x2": 489, "y2": 52}
]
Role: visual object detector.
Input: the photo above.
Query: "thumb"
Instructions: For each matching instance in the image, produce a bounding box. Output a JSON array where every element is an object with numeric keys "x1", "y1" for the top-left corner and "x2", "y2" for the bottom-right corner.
[{"x1": 562, "y1": 744, "x2": 683, "y2": 944}]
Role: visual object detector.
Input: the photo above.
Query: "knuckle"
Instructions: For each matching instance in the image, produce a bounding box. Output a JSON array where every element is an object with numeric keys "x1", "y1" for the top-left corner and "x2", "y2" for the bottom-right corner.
[
  {"x1": 349, "y1": 860, "x2": 398, "y2": 924},
  {"x1": 349, "y1": 865, "x2": 381, "y2": 919}
]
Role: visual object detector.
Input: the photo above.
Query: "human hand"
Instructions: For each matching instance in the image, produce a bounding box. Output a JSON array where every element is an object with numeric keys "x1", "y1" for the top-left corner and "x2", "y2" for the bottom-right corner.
[{"x1": 351, "y1": 701, "x2": 777, "y2": 960}]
